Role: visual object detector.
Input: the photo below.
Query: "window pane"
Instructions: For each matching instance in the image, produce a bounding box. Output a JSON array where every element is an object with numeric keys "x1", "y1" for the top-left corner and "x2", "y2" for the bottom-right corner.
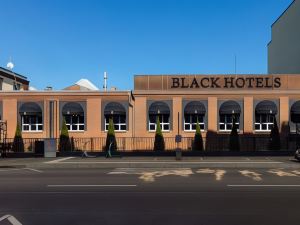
[
  {"x1": 184, "y1": 124, "x2": 190, "y2": 130},
  {"x1": 67, "y1": 125, "x2": 70, "y2": 130},
  {"x1": 255, "y1": 124, "x2": 260, "y2": 130},
  {"x1": 220, "y1": 115, "x2": 225, "y2": 122},
  {"x1": 79, "y1": 125, "x2": 84, "y2": 130},
  {"x1": 262, "y1": 124, "x2": 267, "y2": 130},
  {"x1": 71, "y1": 125, "x2": 77, "y2": 130},
  {"x1": 65, "y1": 116, "x2": 71, "y2": 123},
  {"x1": 120, "y1": 115, "x2": 126, "y2": 123},
  {"x1": 78, "y1": 115, "x2": 84, "y2": 123},
  {"x1": 200, "y1": 124, "x2": 205, "y2": 130},
  {"x1": 184, "y1": 115, "x2": 190, "y2": 123},
  {"x1": 255, "y1": 115, "x2": 260, "y2": 123},
  {"x1": 198, "y1": 115, "x2": 204, "y2": 123},
  {"x1": 37, "y1": 116, "x2": 43, "y2": 123},
  {"x1": 227, "y1": 124, "x2": 232, "y2": 130},
  {"x1": 191, "y1": 124, "x2": 196, "y2": 130},
  {"x1": 163, "y1": 124, "x2": 169, "y2": 130},
  {"x1": 150, "y1": 124, "x2": 155, "y2": 131},
  {"x1": 113, "y1": 116, "x2": 119, "y2": 124},
  {"x1": 23, "y1": 125, "x2": 29, "y2": 131},
  {"x1": 191, "y1": 115, "x2": 197, "y2": 123},
  {"x1": 120, "y1": 125, "x2": 126, "y2": 130},
  {"x1": 220, "y1": 124, "x2": 225, "y2": 130},
  {"x1": 23, "y1": 116, "x2": 30, "y2": 124},
  {"x1": 38, "y1": 125, "x2": 43, "y2": 131},
  {"x1": 149, "y1": 115, "x2": 156, "y2": 123},
  {"x1": 31, "y1": 125, "x2": 37, "y2": 130},
  {"x1": 105, "y1": 125, "x2": 109, "y2": 130}
]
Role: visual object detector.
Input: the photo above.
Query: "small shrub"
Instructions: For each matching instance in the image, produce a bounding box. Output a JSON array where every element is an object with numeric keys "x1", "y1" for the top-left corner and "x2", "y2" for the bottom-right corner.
[
  {"x1": 105, "y1": 118, "x2": 117, "y2": 152},
  {"x1": 192, "y1": 120, "x2": 203, "y2": 151},
  {"x1": 59, "y1": 119, "x2": 71, "y2": 151},
  {"x1": 229, "y1": 115, "x2": 240, "y2": 151},
  {"x1": 269, "y1": 117, "x2": 281, "y2": 150},
  {"x1": 12, "y1": 123, "x2": 24, "y2": 152},
  {"x1": 154, "y1": 117, "x2": 165, "y2": 151}
]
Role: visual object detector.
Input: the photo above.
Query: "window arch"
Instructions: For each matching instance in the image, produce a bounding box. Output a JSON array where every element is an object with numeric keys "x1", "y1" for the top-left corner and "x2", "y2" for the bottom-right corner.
[
  {"x1": 255, "y1": 100, "x2": 277, "y2": 132},
  {"x1": 219, "y1": 100, "x2": 241, "y2": 132},
  {"x1": 104, "y1": 102, "x2": 126, "y2": 131},
  {"x1": 184, "y1": 101, "x2": 206, "y2": 131},
  {"x1": 19, "y1": 102, "x2": 43, "y2": 131},
  {"x1": 148, "y1": 101, "x2": 170, "y2": 131},
  {"x1": 62, "y1": 102, "x2": 85, "y2": 131}
]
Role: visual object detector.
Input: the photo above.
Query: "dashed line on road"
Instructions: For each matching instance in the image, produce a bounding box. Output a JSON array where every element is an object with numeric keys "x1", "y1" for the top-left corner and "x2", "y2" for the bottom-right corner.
[
  {"x1": 47, "y1": 184, "x2": 137, "y2": 187},
  {"x1": 24, "y1": 168, "x2": 43, "y2": 173},
  {"x1": 44, "y1": 157, "x2": 75, "y2": 164},
  {"x1": 227, "y1": 184, "x2": 300, "y2": 187}
]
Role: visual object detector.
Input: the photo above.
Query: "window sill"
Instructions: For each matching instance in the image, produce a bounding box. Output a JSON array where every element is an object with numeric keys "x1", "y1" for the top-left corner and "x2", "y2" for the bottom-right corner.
[
  {"x1": 68, "y1": 130, "x2": 85, "y2": 133},
  {"x1": 104, "y1": 131, "x2": 128, "y2": 133},
  {"x1": 148, "y1": 130, "x2": 171, "y2": 133},
  {"x1": 184, "y1": 130, "x2": 206, "y2": 133},
  {"x1": 22, "y1": 131, "x2": 43, "y2": 133}
]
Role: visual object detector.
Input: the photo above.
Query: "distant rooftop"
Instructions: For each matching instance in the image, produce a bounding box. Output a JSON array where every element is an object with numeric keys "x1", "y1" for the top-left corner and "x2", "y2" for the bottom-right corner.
[{"x1": 0, "y1": 66, "x2": 28, "y2": 80}]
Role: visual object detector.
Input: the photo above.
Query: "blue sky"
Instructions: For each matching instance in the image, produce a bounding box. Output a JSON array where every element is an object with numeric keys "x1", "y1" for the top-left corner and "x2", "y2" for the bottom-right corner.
[{"x1": 0, "y1": 0, "x2": 292, "y2": 90}]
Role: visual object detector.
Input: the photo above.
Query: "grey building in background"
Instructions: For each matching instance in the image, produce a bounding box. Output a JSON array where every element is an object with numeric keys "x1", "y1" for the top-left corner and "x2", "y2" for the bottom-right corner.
[{"x1": 268, "y1": 0, "x2": 300, "y2": 74}]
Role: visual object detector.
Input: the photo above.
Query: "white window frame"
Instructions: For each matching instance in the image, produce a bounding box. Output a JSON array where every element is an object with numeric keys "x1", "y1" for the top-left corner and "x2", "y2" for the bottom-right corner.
[
  {"x1": 105, "y1": 115, "x2": 127, "y2": 131},
  {"x1": 149, "y1": 114, "x2": 170, "y2": 132},
  {"x1": 219, "y1": 114, "x2": 240, "y2": 132},
  {"x1": 255, "y1": 114, "x2": 274, "y2": 132},
  {"x1": 184, "y1": 114, "x2": 205, "y2": 131},
  {"x1": 64, "y1": 114, "x2": 85, "y2": 131},
  {"x1": 21, "y1": 115, "x2": 43, "y2": 132}
]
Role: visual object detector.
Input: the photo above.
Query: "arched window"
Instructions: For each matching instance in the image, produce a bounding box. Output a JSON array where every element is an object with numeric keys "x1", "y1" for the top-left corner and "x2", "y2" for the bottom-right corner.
[
  {"x1": 19, "y1": 102, "x2": 43, "y2": 131},
  {"x1": 62, "y1": 102, "x2": 85, "y2": 131},
  {"x1": 184, "y1": 101, "x2": 206, "y2": 131},
  {"x1": 104, "y1": 102, "x2": 126, "y2": 131},
  {"x1": 149, "y1": 101, "x2": 170, "y2": 131},
  {"x1": 291, "y1": 101, "x2": 300, "y2": 124},
  {"x1": 219, "y1": 101, "x2": 241, "y2": 132},
  {"x1": 255, "y1": 100, "x2": 277, "y2": 132}
]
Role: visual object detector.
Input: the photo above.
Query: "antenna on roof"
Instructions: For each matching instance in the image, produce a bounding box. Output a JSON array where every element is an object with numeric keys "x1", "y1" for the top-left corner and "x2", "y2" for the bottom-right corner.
[
  {"x1": 7, "y1": 57, "x2": 14, "y2": 70},
  {"x1": 103, "y1": 71, "x2": 107, "y2": 91}
]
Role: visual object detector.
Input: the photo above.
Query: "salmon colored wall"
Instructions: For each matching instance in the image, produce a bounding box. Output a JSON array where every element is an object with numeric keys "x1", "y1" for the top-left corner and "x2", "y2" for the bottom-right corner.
[{"x1": 243, "y1": 97, "x2": 253, "y2": 133}]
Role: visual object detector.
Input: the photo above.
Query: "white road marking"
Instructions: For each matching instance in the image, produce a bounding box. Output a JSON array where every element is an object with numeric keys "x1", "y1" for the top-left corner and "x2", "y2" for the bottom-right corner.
[
  {"x1": 268, "y1": 169, "x2": 299, "y2": 177},
  {"x1": 47, "y1": 184, "x2": 137, "y2": 187},
  {"x1": 0, "y1": 214, "x2": 22, "y2": 225},
  {"x1": 25, "y1": 168, "x2": 43, "y2": 173},
  {"x1": 195, "y1": 169, "x2": 226, "y2": 181},
  {"x1": 239, "y1": 170, "x2": 263, "y2": 181},
  {"x1": 228, "y1": 184, "x2": 300, "y2": 187},
  {"x1": 44, "y1": 157, "x2": 75, "y2": 164}
]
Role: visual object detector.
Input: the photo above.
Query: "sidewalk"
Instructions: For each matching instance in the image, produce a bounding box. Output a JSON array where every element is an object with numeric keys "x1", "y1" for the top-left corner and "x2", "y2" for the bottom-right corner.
[{"x1": 1, "y1": 156, "x2": 299, "y2": 169}]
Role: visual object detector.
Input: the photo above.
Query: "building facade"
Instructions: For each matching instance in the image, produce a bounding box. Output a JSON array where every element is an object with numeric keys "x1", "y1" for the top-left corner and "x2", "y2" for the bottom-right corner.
[
  {"x1": 1, "y1": 74, "x2": 300, "y2": 151},
  {"x1": 268, "y1": 0, "x2": 300, "y2": 74}
]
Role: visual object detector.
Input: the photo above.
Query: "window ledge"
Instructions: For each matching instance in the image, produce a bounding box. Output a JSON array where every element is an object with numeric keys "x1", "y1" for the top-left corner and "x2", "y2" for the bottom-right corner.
[
  {"x1": 22, "y1": 131, "x2": 43, "y2": 133},
  {"x1": 68, "y1": 131, "x2": 85, "y2": 133}
]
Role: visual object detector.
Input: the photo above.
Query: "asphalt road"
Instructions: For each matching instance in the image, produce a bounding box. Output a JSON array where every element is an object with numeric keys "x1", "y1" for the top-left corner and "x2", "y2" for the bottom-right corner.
[{"x1": 1, "y1": 167, "x2": 300, "y2": 225}]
